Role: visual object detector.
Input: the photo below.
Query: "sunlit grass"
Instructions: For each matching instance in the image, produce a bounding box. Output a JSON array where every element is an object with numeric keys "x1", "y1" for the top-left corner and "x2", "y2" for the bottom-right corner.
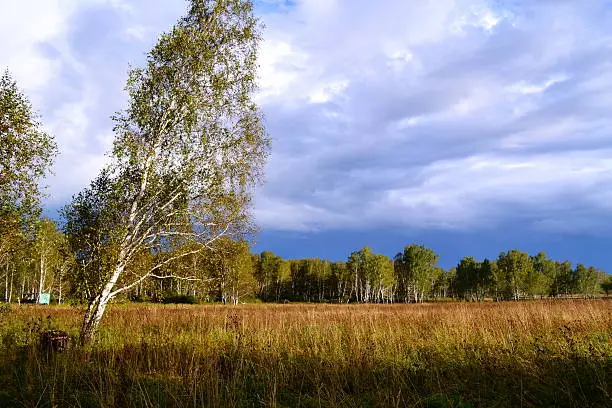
[{"x1": 0, "y1": 300, "x2": 610, "y2": 407}]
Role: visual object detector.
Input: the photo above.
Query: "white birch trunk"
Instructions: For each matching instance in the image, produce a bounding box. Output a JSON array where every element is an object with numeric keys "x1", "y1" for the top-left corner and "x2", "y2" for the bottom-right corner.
[
  {"x1": 4, "y1": 262, "x2": 8, "y2": 302},
  {"x1": 80, "y1": 262, "x2": 126, "y2": 345},
  {"x1": 38, "y1": 251, "x2": 46, "y2": 303},
  {"x1": 8, "y1": 267, "x2": 13, "y2": 303}
]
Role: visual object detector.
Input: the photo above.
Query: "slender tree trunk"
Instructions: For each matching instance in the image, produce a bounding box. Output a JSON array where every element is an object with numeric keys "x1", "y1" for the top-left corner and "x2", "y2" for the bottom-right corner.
[
  {"x1": 80, "y1": 261, "x2": 127, "y2": 345},
  {"x1": 80, "y1": 292, "x2": 111, "y2": 345},
  {"x1": 58, "y1": 277, "x2": 62, "y2": 305},
  {"x1": 8, "y1": 266, "x2": 13, "y2": 303},
  {"x1": 354, "y1": 272, "x2": 359, "y2": 302},
  {"x1": 4, "y1": 262, "x2": 8, "y2": 302},
  {"x1": 20, "y1": 275, "x2": 25, "y2": 304},
  {"x1": 38, "y1": 251, "x2": 45, "y2": 303}
]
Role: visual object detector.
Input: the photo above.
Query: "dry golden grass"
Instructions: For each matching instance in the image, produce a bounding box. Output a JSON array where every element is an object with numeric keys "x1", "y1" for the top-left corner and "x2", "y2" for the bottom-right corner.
[{"x1": 0, "y1": 300, "x2": 610, "y2": 407}]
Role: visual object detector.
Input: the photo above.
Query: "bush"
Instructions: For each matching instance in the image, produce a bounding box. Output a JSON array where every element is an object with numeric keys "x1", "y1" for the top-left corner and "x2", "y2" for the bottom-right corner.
[
  {"x1": 162, "y1": 294, "x2": 198, "y2": 304},
  {"x1": 129, "y1": 294, "x2": 153, "y2": 303}
]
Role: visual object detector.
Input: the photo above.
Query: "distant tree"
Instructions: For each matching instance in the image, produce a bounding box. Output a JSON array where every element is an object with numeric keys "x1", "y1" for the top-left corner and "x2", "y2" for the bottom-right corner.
[
  {"x1": 1, "y1": 225, "x2": 27, "y2": 303},
  {"x1": 497, "y1": 250, "x2": 533, "y2": 300},
  {"x1": 329, "y1": 261, "x2": 350, "y2": 302},
  {"x1": 347, "y1": 250, "x2": 361, "y2": 301},
  {"x1": 345, "y1": 247, "x2": 394, "y2": 303},
  {"x1": 553, "y1": 261, "x2": 574, "y2": 296},
  {"x1": 488, "y1": 260, "x2": 507, "y2": 301},
  {"x1": 601, "y1": 275, "x2": 612, "y2": 296},
  {"x1": 477, "y1": 259, "x2": 494, "y2": 300},
  {"x1": 433, "y1": 267, "x2": 455, "y2": 299},
  {"x1": 527, "y1": 252, "x2": 554, "y2": 298},
  {"x1": 290, "y1": 259, "x2": 312, "y2": 301},
  {"x1": 254, "y1": 251, "x2": 282, "y2": 300},
  {"x1": 455, "y1": 257, "x2": 492, "y2": 301},
  {"x1": 372, "y1": 254, "x2": 394, "y2": 303},
  {"x1": 62, "y1": 171, "x2": 120, "y2": 304},
  {"x1": 33, "y1": 217, "x2": 69, "y2": 302},
  {"x1": 394, "y1": 244, "x2": 438, "y2": 303},
  {"x1": 208, "y1": 239, "x2": 256, "y2": 304},
  {"x1": 63, "y1": 0, "x2": 269, "y2": 345},
  {"x1": 573, "y1": 264, "x2": 601, "y2": 297},
  {"x1": 312, "y1": 259, "x2": 332, "y2": 302},
  {"x1": 276, "y1": 260, "x2": 292, "y2": 301},
  {"x1": 455, "y1": 256, "x2": 479, "y2": 301}
]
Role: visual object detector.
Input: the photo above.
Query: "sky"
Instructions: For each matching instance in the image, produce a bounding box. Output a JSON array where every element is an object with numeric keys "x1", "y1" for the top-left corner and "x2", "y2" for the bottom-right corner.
[{"x1": 1, "y1": 0, "x2": 612, "y2": 270}]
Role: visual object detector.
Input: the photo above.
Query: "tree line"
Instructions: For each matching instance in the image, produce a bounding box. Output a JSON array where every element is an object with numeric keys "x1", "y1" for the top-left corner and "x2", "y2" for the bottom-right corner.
[
  {"x1": 2, "y1": 226, "x2": 610, "y2": 305},
  {"x1": 258, "y1": 246, "x2": 610, "y2": 302}
]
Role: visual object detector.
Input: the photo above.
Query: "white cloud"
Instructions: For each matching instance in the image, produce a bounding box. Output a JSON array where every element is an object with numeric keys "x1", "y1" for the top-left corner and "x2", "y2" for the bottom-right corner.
[
  {"x1": 2, "y1": 0, "x2": 612, "y2": 236},
  {"x1": 0, "y1": 1, "x2": 75, "y2": 93},
  {"x1": 255, "y1": 0, "x2": 612, "y2": 234},
  {"x1": 0, "y1": 0, "x2": 184, "y2": 207},
  {"x1": 508, "y1": 74, "x2": 570, "y2": 95}
]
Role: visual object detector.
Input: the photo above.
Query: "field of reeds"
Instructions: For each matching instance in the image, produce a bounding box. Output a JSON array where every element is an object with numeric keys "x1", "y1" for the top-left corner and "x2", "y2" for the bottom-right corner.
[{"x1": 0, "y1": 300, "x2": 610, "y2": 407}]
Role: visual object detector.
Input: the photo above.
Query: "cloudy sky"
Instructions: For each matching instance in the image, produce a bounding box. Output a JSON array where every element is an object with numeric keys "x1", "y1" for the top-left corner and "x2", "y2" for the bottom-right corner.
[{"x1": 2, "y1": 0, "x2": 612, "y2": 269}]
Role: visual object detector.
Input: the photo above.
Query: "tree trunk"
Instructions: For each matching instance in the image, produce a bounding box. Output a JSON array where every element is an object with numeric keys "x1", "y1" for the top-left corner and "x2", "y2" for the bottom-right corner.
[
  {"x1": 8, "y1": 266, "x2": 14, "y2": 303},
  {"x1": 80, "y1": 294, "x2": 110, "y2": 345},
  {"x1": 4, "y1": 262, "x2": 8, "y2": 302},
  {"x1": 38, "y1": 251, "x2": 45, "y2": 303},
  {"x1": 80, "y1": 262, "x2": 126, "y2": 345},
  {"x1": 20, "y1": 275, "x2": 25, "y2": 304},
  {"x1": 80, "y1": 283, "x2": 115, "y2": 345}
]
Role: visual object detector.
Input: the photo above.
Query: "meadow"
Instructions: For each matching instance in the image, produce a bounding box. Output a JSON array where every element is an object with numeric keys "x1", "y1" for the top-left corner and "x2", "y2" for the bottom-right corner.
[{"x1": 0, "y1": 300, "x2": 610, "y2": 407}]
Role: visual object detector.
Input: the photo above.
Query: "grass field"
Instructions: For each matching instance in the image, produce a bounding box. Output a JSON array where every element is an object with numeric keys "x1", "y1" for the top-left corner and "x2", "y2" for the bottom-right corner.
[{"x1": 0, "y1": 300, "x2": 610, "y2": 407}]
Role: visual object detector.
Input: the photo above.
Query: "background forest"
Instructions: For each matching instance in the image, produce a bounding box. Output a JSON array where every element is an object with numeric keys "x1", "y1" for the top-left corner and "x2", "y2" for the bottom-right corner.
[{"x1": 2, "y1": 218, "x2": 610, "y2": 306}]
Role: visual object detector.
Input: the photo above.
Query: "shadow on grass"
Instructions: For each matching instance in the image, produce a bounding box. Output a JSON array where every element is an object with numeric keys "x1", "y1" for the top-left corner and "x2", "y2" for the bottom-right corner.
[{"x1": 0, "y1": 343, "x2": 608, "y2": 408}]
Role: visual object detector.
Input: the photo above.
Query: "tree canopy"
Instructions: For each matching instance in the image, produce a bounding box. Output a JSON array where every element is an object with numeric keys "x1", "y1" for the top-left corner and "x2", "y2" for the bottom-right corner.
[{"x1": 0, "y1": 70, "x2": 57, "y2": 226}]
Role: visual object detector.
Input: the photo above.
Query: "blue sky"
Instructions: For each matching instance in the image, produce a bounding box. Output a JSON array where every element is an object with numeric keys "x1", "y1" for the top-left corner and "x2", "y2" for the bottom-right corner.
[{"x1": 1, "y1": 0, "x2": 612, "y2": 270}]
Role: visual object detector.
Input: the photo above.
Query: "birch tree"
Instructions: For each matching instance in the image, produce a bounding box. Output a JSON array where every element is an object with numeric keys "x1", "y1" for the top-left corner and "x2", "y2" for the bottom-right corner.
[
  {"x1": 497, "y1": 250, "x2": 532, "y2": 300},
  {"x1": 1, "y1": 70, "x2": 57, "y2": 290},
  {"x1": 394, "y1": 244, "x2": 438, "y2": 303},
  {"x1": 206, "y1": 238, "x2": 256, "y2": 304},
  {"x1": 63, "y1": 0, "x2": 268, "y2": 345},
  {"x1": 33, "y1": 217, "x2": 67, "y2": 302},
  {"x1": 0, "y1": 70, "x2": 57, "y2": 223}
]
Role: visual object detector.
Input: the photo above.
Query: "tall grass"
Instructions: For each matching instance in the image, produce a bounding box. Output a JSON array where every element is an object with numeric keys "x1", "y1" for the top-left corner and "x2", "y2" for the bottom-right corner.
[{"x1": 0, "y1": 300, "x2": 610, "y2": 407}]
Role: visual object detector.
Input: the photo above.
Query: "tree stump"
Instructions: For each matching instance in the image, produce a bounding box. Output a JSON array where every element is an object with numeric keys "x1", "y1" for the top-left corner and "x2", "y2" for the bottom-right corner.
[{"x1": 40, "y1": 330, "x2": 72, "y2": 352}]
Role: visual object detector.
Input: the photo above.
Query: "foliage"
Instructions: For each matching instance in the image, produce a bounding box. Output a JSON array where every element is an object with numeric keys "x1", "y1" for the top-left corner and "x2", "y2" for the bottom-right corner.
[
  {"x1": 0, "y1": 70, "x2": 57, "y2": 227},
  {"x1": 602, "y1": 275, "x2": 612, "y2": 296},
  {"x1": 1, "y1": 70, "x2": 57, "y2": 303},
  {"x1": 394, "y1": 244, "x2": 439, "y2": 303},
  {"x1": 162, "y1": 293, "x2": 198, "y2": 304}
]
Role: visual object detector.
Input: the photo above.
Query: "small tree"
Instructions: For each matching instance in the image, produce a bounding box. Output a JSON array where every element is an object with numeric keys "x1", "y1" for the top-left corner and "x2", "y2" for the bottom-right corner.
[
  {"x1": 528, "y1": 252, "x2": 554, "y2": 298},
  {"x1": 455, "y1": 256, "x2": 480, "y2": 301},
  {"x1": 1, "y1": 70, "x2": 57, "y2": 288},
  {"x1": 34, "y1": 217, "x2": 68, "y2": 302},
  {"x1": 601, "y1": 275, "x2": 612, "y2": 296},
  {"x1": 394, "y1": 244, "x2": 438, "y2": 303},
  {"x1": 254, "y1": 251, "x2": 283, "y2": 300},
  {"x1": 63, "y1": 0, "x2": 269, "y2": 345},
  {"x1": 207, "y1": 238, "x2": 256, "y2": 304},
  {"x1": 573, "y1": 265, "x2": 601, "y2": 297},
  {"x1": 497, "y1": 250, "x2": 533, "y2": 300}
]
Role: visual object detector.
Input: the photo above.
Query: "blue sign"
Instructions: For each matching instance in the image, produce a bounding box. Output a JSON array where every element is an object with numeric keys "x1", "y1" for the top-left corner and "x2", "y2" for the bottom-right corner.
[{"x1": 39, "y1": 293, "x2": 51, "y2": 305}]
